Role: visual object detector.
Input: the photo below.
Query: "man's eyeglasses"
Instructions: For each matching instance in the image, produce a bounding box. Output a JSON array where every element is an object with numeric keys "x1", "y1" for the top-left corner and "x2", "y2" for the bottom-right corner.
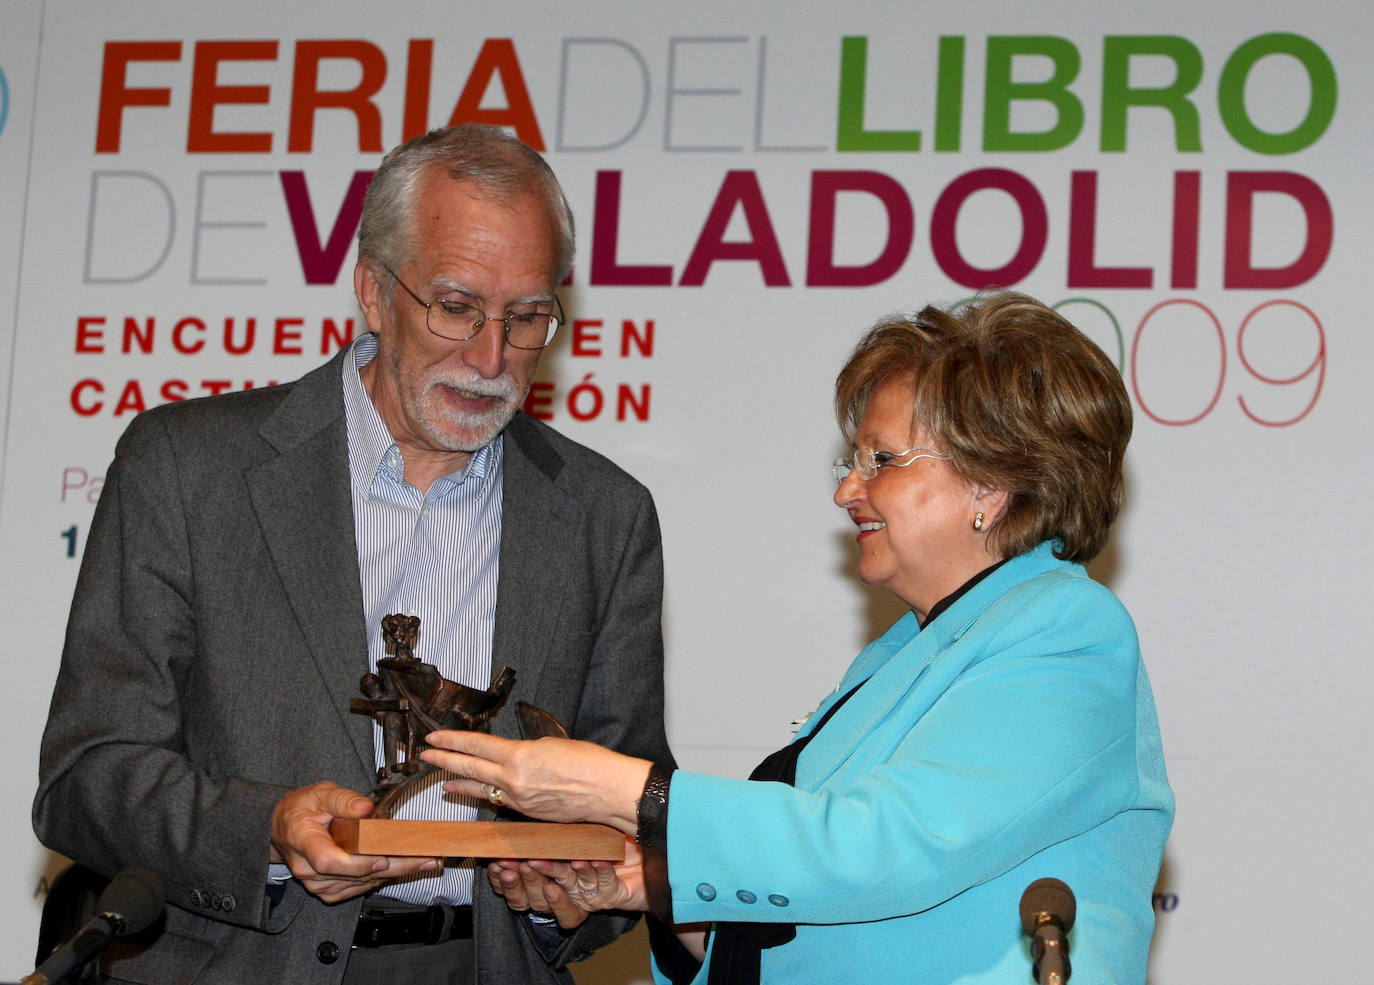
[
  {"x1": 832, "y1": 446, "x2": 951, "y2": 484},
  {"x1": 383, "y1": 265, "x2": 565, "y2": 350}
]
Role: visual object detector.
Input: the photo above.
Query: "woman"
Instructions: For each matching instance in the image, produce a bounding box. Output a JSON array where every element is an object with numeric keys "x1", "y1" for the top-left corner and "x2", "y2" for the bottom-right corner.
[{"x1": 423, "y1": 291, "x2": 1174, "y2": 984}]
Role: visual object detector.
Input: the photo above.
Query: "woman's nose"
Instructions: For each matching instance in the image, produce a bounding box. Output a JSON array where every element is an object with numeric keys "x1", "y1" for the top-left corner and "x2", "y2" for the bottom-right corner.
[{"x1": 834, "y1": 468, "x2": 865, "y2": 509}]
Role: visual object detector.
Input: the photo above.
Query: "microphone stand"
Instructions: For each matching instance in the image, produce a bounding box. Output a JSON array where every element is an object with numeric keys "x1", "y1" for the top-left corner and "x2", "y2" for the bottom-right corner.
[
  {"x1": 21, "y1": 911, "x2": 124, "y2": 985},
  {"x1": 1020, "y1": 877, "x2": 1075, "y2": 985},
  {"x1": 1028, "y1": 916, "x2": 1070, "y2": 985}
]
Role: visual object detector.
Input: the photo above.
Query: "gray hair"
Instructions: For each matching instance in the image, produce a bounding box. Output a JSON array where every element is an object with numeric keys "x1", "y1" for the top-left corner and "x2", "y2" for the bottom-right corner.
[{"x1": 357, "y1": 124, "x2": 575, "y2": 287}]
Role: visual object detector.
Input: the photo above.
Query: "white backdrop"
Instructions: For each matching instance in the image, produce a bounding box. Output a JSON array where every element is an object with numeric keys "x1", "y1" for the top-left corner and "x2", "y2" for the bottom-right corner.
[{"x1": 3, "y1": 1, "x2": 1371, "y2": 981}]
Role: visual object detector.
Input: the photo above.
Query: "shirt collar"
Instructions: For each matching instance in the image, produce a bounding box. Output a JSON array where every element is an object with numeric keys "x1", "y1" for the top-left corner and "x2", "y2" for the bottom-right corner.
[{"x1": 341, "y1": 333, "x2": 499, "y2": 499}]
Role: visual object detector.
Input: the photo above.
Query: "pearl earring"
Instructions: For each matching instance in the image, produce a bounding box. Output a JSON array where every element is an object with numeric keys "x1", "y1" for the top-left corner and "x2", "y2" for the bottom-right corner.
[{"x1": 972, "y1": 512, "x2": 985, "y2": 531}]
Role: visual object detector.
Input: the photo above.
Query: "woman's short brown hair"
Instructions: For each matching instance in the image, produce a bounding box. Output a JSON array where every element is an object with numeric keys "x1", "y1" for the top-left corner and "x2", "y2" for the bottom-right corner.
[{"x1": 835, "y1": 290, "x2": 1131, "y2": 562}]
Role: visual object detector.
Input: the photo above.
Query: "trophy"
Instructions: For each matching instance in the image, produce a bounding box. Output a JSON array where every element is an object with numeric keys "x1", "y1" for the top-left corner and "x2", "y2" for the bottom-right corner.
[{"x1": 330, "y1": 613, "x2": 625, "y2": 861}]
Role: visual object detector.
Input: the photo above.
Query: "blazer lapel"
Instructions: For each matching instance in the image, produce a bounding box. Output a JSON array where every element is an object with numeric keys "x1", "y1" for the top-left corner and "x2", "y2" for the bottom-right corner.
[
  {"x1": 797, "y1": 615, "x2": 952, "y2": 788},
  {"x1": 490, "y1": 415, "x2": 579, "y2": 739},
  {"x1": 245, "y1": 353, "x2": 375, "y2": 779},
  {"x1": 796, "y1": 548, "x2": 1069, "y2": 790}
]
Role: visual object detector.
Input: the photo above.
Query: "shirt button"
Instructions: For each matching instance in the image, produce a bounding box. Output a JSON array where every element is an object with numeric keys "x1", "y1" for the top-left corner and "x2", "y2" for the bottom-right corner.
[
  {"x1": 316, "y1": 941, "x2": 340, "y2": 964},
  {"x1": 736, "y1": 890, "x2": 757, "y2": 904},
  {"x1": 768, "y1": 894, "x2": 790, "y2": 907},
  {"x1": 696, "y1": 883, "x2": 717, "y2": 901}
]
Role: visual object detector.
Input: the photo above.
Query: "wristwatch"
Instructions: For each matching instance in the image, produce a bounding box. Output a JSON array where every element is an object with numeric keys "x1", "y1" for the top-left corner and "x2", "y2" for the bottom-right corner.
[{"x1": 636, "y1": 762, "x2": 674, "y2": 848}]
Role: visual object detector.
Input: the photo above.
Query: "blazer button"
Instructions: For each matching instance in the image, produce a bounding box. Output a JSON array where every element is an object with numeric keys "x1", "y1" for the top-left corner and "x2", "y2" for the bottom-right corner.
[
  {"x1": 316, "y1": 941, "x2": 340, "y2": 964},
  {"x1": 221, "y1": 893, "x2": 236, "y2": 913},
  {"x1": 210, "y1": 894, "x2": 223, "y2": 910},
  {"x1": 736, "y1": 890, "x2": 757, "y2": 904},
  {"x1": 189, "y1": 889, "x2": 202, "y2": 907},
  {"x1": 695, "y1": 883, "x2": 717, "y2": 901}
]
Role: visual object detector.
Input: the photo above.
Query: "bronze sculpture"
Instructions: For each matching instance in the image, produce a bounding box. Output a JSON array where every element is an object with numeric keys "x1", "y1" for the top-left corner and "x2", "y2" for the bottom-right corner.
[{"x1": 350, "y1": 613, "x2": 565, "y2": 819}]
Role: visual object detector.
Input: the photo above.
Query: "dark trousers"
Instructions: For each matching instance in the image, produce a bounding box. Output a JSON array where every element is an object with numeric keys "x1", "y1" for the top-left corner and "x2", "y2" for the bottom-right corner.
[{"x1": 342, "y1": 937, "x2": 475, "y2": 985}]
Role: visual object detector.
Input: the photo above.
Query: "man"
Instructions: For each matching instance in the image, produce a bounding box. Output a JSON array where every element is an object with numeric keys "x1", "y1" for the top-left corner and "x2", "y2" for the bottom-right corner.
[{"x1": 33, "y1": 125, "x2": 672, "y2": 985}]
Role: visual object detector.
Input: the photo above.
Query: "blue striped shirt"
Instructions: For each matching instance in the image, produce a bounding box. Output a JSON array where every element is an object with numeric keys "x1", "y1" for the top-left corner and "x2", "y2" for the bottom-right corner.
[{"x1": 342, "y1": 332, "x2": 501, "y2": 905}]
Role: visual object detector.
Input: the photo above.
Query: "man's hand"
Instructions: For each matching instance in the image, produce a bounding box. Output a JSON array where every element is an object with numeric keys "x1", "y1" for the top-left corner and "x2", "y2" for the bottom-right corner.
[
  {"x1": 488, "y1": 859, "x2": 591, "y2": 930},
  {"x1": 269, "y1": 781, "x2": 440, "y2": 903},
  {"x1": 488, "y1": 838, "x2": 648, "y2": 930}
]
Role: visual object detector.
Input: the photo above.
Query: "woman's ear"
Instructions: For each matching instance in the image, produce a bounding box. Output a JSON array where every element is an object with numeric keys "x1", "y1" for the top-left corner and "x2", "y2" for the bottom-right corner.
[{"x1": 973, "y1": 486, "x2": 1010, "y2": 528}]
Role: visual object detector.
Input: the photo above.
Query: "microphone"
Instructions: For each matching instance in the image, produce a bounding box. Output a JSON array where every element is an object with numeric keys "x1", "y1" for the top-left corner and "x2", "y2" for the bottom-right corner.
[
  {"x1": 24, "y1": 868, "x2": 165, "y2": 985},
  {"x1": 1019, "y1": 877, "x2": 1075, "y2": 985}
]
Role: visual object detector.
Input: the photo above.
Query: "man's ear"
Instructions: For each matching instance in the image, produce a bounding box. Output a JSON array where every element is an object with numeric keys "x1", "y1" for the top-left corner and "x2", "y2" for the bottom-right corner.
[{"x1": 355, "y1": 260, "x2": 386, "y2": 335}]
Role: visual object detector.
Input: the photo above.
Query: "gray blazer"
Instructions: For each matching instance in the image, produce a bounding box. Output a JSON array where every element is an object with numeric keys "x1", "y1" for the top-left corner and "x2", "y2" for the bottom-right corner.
[{"x1": 33, "y1": 345, "x2": 673, "y2": 985}]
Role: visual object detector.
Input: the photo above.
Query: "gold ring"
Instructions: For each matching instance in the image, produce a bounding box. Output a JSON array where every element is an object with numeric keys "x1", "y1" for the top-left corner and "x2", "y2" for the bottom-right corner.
[{"x1": 489, "y1": 785, "x2": 505, "y2": 806}]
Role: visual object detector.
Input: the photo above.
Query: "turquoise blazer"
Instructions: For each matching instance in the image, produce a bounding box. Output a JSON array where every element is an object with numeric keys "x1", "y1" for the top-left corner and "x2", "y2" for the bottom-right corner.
[{"x1": 661, "y1": 543, "x2": 1173, "y2": 984}]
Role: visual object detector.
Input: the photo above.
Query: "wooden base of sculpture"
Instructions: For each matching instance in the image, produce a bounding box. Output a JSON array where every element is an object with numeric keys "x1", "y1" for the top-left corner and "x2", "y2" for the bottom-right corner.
[{"x1": 331, "y1": 819, "x2": 626, "y2": 861}]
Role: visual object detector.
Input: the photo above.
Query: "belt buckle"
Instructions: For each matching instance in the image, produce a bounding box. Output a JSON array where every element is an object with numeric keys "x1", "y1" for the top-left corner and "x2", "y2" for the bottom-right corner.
[
  {"x1": 424, "y1": 904, "x2": 449, "y2": 943},
  {"x1": 353, "y1": 903, "x2": 470, "y2": 947}
]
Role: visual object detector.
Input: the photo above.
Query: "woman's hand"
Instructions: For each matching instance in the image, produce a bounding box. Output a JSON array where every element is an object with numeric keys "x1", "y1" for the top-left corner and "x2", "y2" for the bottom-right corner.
[{"x1": 420, "y1": 731, "x2": 652, "y2": 833}]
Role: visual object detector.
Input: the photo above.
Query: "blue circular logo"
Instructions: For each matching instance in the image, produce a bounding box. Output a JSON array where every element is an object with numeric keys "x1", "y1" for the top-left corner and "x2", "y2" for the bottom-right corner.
[{"x1": 0, "y1": 66, "x2": 9, "y2": 137}]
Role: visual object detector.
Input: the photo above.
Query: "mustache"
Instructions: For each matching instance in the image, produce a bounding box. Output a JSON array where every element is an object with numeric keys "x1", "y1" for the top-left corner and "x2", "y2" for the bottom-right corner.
[{"x1": 424, "y1": 369, "x2": 518, "y2": 400}]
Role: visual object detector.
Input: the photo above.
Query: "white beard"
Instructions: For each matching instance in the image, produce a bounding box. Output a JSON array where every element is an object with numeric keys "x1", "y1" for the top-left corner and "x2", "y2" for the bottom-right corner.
[{"x1": 412, "y1": 369, "x2": 524, "y2": 452}]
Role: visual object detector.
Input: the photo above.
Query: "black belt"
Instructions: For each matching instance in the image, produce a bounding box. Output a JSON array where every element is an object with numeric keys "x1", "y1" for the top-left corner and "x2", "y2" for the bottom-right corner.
[{"x1": 353, "y1": 903, "x2": 473, "y2": 947}]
